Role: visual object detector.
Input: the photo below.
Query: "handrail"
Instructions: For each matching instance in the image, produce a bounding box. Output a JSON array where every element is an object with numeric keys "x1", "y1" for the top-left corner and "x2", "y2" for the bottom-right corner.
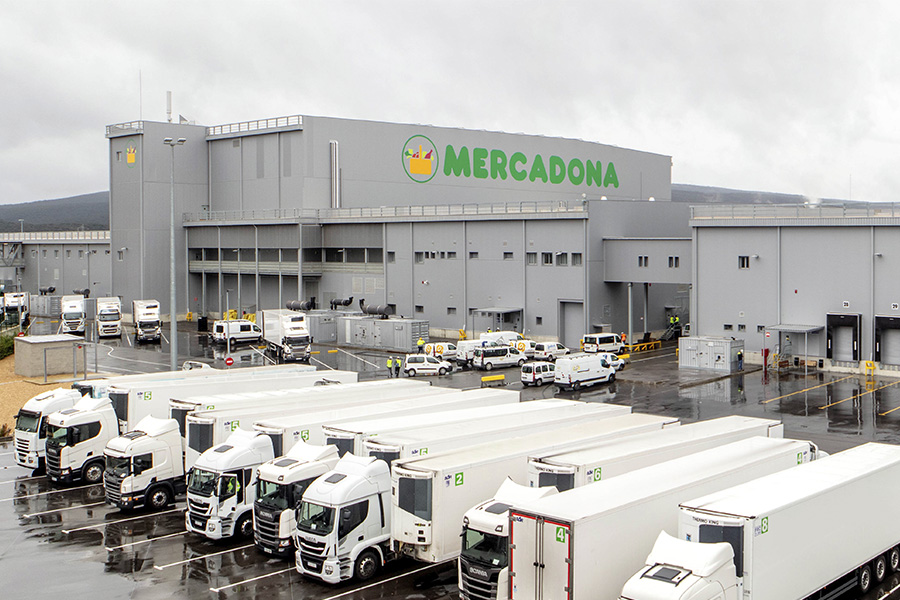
[
  {"x1": 691, "y1": 203, "x2": 900, "y2": 220},
  {"x1": 0, "y1": 231, "x2": 110, "y2": 242},
  {"x1": 207, "y1": 115, "x2": 302, "y2": 137}
]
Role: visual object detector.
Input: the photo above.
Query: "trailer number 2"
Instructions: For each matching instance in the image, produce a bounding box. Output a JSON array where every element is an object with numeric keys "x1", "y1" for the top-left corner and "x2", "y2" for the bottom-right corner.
[{"x1": 455, "y1": 473, "x2": 464, "y2": 486}]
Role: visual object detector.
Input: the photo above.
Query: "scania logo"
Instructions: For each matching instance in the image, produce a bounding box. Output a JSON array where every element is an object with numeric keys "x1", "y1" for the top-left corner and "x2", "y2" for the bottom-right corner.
[
  {"x1": 258, "y1": 510, "x2": 273, "y2": 520},
  {"x1": 402, "y1": 134, "x2": 439, "y2": 183},
  {"x1": 469, "y1": 565, "x2": 489, "y2": 580}
]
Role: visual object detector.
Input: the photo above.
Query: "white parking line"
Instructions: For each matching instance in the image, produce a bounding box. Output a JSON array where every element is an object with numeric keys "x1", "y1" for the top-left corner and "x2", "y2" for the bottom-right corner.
[
  {"x1": 879, "y1": 581, "x2": 900, "y2": 600},
  {"x1": 154, "y1": 543, "x2": 254, "y2": 570},
  {"x1": 24, "y1": 502, "x2": 106, "y2": 518},
  {"x1": 0, "y1": 484, "x2": 103, "y2": 503},
  {"x1": 0, "y1": 475, "x2": 46, "y2": 485},
  {"x1": 209, "y1": 566, "x2": 295, "y2": 593},
  {"x1": 319, "y1": 562, "x2": 441, "y2": 600},
  {"x1": 104, "y1": 529, "x2": 187, "y2": 551},
  {"x1": 61, "y1": 507, "x2": 183, "y2": 533}
]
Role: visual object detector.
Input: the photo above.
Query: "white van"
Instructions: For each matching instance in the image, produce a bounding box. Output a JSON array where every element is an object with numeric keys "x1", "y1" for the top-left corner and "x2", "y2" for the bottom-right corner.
[
  {"x1": 480, "y1": 331, "x2": 524, "y2": 345},
  {"x1": 554, "y1": 353, "x2": 616, "y2": 390},
  {"x1": 580, "y1": 333, "x2": 625, "y2": 354},
  {"x1": 456, "y1": 339, "x2": 501, "y2": 368},
  {"x1": 211, "y1": 319, "x2": 262, "y2": 345},
  {"x1": 510, "y1": 338, "x2": 538, "y2": 358},
  {"x1": 403, "y1": 354, "x2": 454, "y2": 377},
  {"x1": 534, "y1": 342, "x2": 569, "y2": 361},
  {"x1": 521, "y1": 361, "x2": 556, "y2": 386},
  {"x1": 424, "y1": 342, "x2": 457, "y2": 360},
  {"x1": 472, "y1": 346, "x2": 526, "y2": 370}
]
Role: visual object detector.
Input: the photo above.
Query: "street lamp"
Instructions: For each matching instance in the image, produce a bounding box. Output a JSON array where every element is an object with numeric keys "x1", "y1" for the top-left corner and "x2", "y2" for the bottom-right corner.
[{"x1": 164, "y1": 137, "x2": 186, "y2": 371}]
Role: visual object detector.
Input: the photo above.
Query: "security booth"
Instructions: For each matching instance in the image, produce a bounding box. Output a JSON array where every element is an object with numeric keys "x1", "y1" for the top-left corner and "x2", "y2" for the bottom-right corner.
[
  {"x1": 762, "y1": 324, "x2": 824, "y2": 375},
  {"x1": 678, "y1": 336, "x2": 743, "y2": 372}
]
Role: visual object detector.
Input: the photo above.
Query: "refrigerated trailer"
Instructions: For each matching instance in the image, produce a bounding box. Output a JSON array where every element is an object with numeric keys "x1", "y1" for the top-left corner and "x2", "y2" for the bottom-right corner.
[
  {"x1": 391, "y1": 414, "x2": 681, "y2": 565},
  {"x1": 619, "y1": 442, "x2": 900, "y2": 600},
  {"x1": 526, "y1": 415, "x2": 784, "y2": 491},
  {"x1": 506, "y1": 437, "x2": 820, "y2": 600}
]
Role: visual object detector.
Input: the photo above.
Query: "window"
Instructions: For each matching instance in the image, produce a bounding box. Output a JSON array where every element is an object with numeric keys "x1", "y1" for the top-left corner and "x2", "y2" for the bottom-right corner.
[
  {"x1": 526, "y1": 252, "x2": 537, "y2": 265},
  {"x1": 387, "y1": 251, "x2": 396, "y2": 263},
  {"x1": 430, "y1": 251, "x2": 436, "y2": 259},
  {"x1": 302, "y1": 248, "x2": 322, "y2": 262},
  {"x1": 738, "y1": 324, "x2": 746, "y2": 331},
  {"x1": 469, "y1": 251, "x2": 479, "y2": 259},
  {"x1": 345, "y1": 248, "x2": 365, "y2": 263},
  {"x1": 638, "y1": 255, "x2": 649, "y2": 267},
  {"x1": 414, "y1": 252, "x2": 424, "y2": 264},
  {"x1": 440, "y1": 252, "x2": 446, "y2": 259},
  {"x1": 536, "y1": 316, "x2": 543, "y2": 325},
  {"x1": 448, "y1": 251, "x2": 457, "y2": 259},
  {"x1": 42, "y1": 249, "x2": 47, "y2": 258},
  {"x1": 31, "y1": 250, "x2": 37, "y2": 258},
  {"x1": 105, "y1": 250, "x2": 110, "y2": 255},
  {"x1": 542, "y1": 252, "x2": 552, "y2": 265},
  {"x1": 758, "y1": 325, "x2": 766, "y2": 333},
  {"x1": 78, "y1": 250, "x2": 84, "y2": 259},
  {"x1": 738, "y1": 256, "x2": 750, "y2": 269},
  {"x1": 66, "y1": 250, "x2": 71, "y2": 258},
  {"x1": 367, "y1": 248, "x2": 383, "y2": 263},
  {"x1": 133, "y1": 453, "x2": 153, "y2": 475},
  {"x1": 668, "y1": 256, "x2": 680, "y2": 268},
  {"x1": 556, "y1": 253, "x2": 568, "y2": 266},
  {"x1": 338, "y1": 499, "x2": 369, "y2": 540},
  {"x1": 117, "y1": 250, "x2": 124, "y2": 261},
  {"x1": 415, "y1": 305, "x2": 424, "y2": 314},
  {"x1": 572, "y1": 253, "x2": 582, "y2": 266},
  {"x1": 116, "y1": 151, "x2": 122, "y2": 162},
  {"x1": 503, "y1": 252, "x2": 514, "y2": 260},
  {"x1": 724, "y1": 324, "x2": 733, "y2": 331},
  {"x1": 54, "y1": 250, "x2": 60, "y2": 258},
  {"x1": 447, "y1": 307, "x2": 457, "y2": 315},
  {"x1": 325, "y1": 248, "x2": 344, "y2": 262}
]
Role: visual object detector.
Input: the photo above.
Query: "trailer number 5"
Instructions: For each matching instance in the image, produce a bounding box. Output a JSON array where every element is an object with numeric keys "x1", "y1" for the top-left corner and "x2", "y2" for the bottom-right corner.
[{"x1": 455, "y1": 473, "x2": 464, "y2": 486}]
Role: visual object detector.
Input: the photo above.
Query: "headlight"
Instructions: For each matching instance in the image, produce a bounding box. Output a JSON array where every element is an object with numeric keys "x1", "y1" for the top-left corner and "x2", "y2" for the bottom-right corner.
[
  {"x1": 279, "y1": 539, "x2": 291, "y2": 547},
  {"x1": 324, "y1": 565, "x2": 334, "y2": 575}
]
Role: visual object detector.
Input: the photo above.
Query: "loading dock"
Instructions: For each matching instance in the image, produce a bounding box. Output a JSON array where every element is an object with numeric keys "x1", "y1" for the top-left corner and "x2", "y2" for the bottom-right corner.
[
  {"x1": 826, "y1": 313, "x2": 861, "y2": 362},
  {"x1": 874, "y1": 315, "x2": 900, "y2": 365}
]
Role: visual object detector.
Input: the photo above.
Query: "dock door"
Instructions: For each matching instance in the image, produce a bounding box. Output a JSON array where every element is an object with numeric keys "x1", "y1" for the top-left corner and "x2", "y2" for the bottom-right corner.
[
  {"x1": 826, "y1": 313, "x2": 860, "y2": 362},
  {"x1": 875, "y1": 316, "x2": 900, "y2": 365}
]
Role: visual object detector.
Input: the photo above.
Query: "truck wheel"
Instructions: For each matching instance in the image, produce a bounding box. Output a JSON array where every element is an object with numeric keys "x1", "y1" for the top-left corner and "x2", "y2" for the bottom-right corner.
[
  {"x1": 875, "y1": 555, "x2": 888, "y2": 582},
  {"x1": 82, "y1": 460, "x2": 104, "y2": 484},
  {"x1": 859, "y1": 564, "x2": 873, "y2": 594},
  {"x1": 147, "y1": 486, "x2": 172, "y2": 511},
  {"x1": 890, "y1": 547, "x2": 900, "y2": 572},
  {"x1": 236, "y1": 512, "x2": 253, "y2": 538},
  {"x1": 354, "y1": 549, "x2": 380, "y2": 581}
]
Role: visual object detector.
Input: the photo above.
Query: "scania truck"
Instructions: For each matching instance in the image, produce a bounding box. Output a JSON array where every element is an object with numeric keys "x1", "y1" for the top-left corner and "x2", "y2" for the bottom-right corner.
[
  {"x1": 260, "y1": 309, "x2": 312, "y2": 362},
  {"x1": 60, "y1": 294, "x2": 86, "y2": 335},
  {"x1": 45, "y1": 395, "x2": 120, "y2": 484},
  {"x1": 14, "y1": 388, "x2": 83, "y2": 470},
  {"x1": 506, "y1": 438, "x2": 820, "y2": 600},
  {"x1": 96, "y1": 297, "x2": 123, "y2": 337},
  {"x1": 132, "y1": 299, "x2": 161, "y2": 342},
  {"x1": 185, "y1": 430, "x2": 274, "y2": 539},
  {"x1": 619, "y1": 442, "x2": 900, "y2": 600}
]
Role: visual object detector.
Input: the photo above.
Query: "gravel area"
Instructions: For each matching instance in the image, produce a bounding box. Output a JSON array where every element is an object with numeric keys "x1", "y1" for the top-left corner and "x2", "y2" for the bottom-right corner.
[{"x1": 0, "y1": 355, "x2": 56, "y2": 434}]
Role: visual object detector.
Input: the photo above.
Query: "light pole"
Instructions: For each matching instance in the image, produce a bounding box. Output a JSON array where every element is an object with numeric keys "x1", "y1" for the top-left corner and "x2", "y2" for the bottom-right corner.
[
  {"x1": 164, "y1": 137, "x2": 186, "y2": 371},
  {"x1": 17, "y1": 219, "x2": 24, "y2": 291}
]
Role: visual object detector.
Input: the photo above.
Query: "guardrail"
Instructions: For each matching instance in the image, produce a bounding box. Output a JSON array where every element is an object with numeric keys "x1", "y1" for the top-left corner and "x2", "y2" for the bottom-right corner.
[
  {"x1": 0, "y1": 231, "x2": 110, "y2": 242},
  {"x1": 207, "y1": 115, "x2": 302, "y2": 137},
  {"x1": 625, "y1": 341, "x2": 661, "y2": 353},
  {"x1": 691, "y1": 203, "x2": 900, "y2": 220}
]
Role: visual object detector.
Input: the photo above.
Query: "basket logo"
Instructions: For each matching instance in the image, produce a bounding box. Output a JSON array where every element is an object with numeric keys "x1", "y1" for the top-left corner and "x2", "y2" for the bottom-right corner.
[
  {"x1": 126, "y1": 140, "x2": 137, "y2": 168},
  {"x1": 402, "y1": 135, "x2": 439, "y2": 183}
]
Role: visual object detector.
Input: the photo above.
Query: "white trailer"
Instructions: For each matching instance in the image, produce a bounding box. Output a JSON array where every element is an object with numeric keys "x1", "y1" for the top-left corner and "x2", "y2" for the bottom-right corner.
[
  {"x1": 260, "y1": 309, "x2": 312, "y2": 362},
  {"x1": 185, "y1": 381, "x2": 455, "y2": 468},
  {"x1": 619, "y1": 442, "x2": 900, "y2": 600},
  {"x1": 507, "y1": 437, "x2": 820, "y2": 600},
  {"x1": 13, "y1": 388, "x2": 82, "y2": 470},
  {"x1": 60, "y1": 294, "x2": 86, "y2": 334},
  {"x1": 527, "y1": 415, "x2": 784, "y2": 491},
  {"x1": 132, "y1": 299, "x2": 161, "y2": 342},
  {"x1": 364, "y1": 407, "x2": 672, "y2": 466},
  {"x1": 391, "y1": 414, "x2": 681, "y2": 564},
  {"x1": 96, "y1": 297, "x2": 123, "y2": 338}
]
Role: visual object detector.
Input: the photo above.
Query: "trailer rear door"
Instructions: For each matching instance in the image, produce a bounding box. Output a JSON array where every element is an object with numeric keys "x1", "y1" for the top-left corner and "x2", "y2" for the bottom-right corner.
[{"x1": 509, "y1": 510, "x2": 572, "y2": 600}]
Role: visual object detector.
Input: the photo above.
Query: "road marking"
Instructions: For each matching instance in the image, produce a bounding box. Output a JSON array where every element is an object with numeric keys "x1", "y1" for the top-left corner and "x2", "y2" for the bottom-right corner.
[
  {"x1": 24, "y1": 502, "x2": 106, "y2": 518},
  {"x1": 105, "y1": 529, "x2": 187, "y2": 551},
  {"x1": 209, "y1": 566, "x2": 295, "y2": 592},
  {"x1": 62, "y1": 507, "x2": 183, "y2": 533},
  {"x1": 0, "y1": 483, "x2": 103, "y2": 503},
  {"x1": 822, "y1": 379, "x2": 900, "y2": 410},
  {"x1": 319, "y1": 562, "x2": 444, "y2": 600},
  {"x1": 0, "y1": 475, "x2": 46, "y2": 485},
  {"x1": 154, "y1": 543, "x2": 254, "y2": 570},
  {"x1": 878, "y1": 580, "x2": 900, "y2": 600},
  {"x1": 762, "y1": 375, "x2": 855, "y2": 404}
]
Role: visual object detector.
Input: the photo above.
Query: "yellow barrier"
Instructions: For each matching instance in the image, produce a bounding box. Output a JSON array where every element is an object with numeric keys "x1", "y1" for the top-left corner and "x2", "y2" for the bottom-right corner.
[
  {"x1": 185, "y1": 312, "x2": 193, "y2": 322},
  {"x1": 626, "y1": 341, "x2": 661, "y2": 353},
  {"x1": 481, "y1": 374, "x2": 506, "y2": 388},
  {"x1": 458, "y1": 329, "x2": 467, "y2": 340},
  {"x1": 865, "y1": 360, "x2": 876, "y2": 376},
  {"x1": 310, "y1": 351, "x2": 320, "y2": 354},
  {"x1": 327, "y1": 349, "x2": 338, "y2": 354}
]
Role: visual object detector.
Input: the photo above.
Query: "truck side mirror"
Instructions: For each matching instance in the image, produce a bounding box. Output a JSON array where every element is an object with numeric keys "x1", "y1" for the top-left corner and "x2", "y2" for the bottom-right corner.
[{"x1": 71, "y1": 428, "x2": 81, "y2": 444}]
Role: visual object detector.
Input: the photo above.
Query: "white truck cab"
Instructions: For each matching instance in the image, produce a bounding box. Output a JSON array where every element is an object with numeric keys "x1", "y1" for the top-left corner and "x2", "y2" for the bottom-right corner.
[
  {"x1": 14, "y1": 388, "x2": 82, "y2": 470},
  {"x1": 60, "y1": 294, "x2": 86, "y2": 335},
  {"x1": 45, "y1": 396, "x2": 119, "y2": 484},
  {"x1": 295, "y1": 454, "x2": 394, "y2": 583},
  {"x1": 96, "y1": 297, "x2": 123, "y2": 338},
  {"x1": 132, "y1": 299, "x2": 161, "y2": 342},
  {"x1": 260, "y1": 309, "x2": 312, "y2": 362},
  {"x1": 253, "y1": 442, "x2": 340, "y2": 556},
  {"x1": 104, "y1": 416, "x2": 185, "y2": 511},
  {"x1": 185, "y1": 430, "x2": 274, "y2": 540}
]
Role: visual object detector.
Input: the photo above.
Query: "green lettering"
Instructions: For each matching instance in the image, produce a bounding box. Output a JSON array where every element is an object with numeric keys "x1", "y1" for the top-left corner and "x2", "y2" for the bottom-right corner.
[
  {"x1": 549, "y1": 156, "x2": 566, "y2": 184},
  {"x1": 567, "y1": 158, "x2": 585, "y2": 185},
  {"x1": 603, "y1": 162, "x2": 619, "y2": 188},
  {"x1": 585, "y1": 160, "x2": 603, "y2": 187},
  {"x1": 490, "y1": 149, "x2": 508, "y2": 180},
  {"x1": 443, "y1": 145, "x2": 471, "y2": 178},
  {"x1": 509, "y1": 152, "x2": 527, "y2": 181},
  {"x1": 473, "y1": 147, "x2": 489, "y2": 179},
  {"x1": 529, "y1": 154, "x2": 548, "y2": 183}
]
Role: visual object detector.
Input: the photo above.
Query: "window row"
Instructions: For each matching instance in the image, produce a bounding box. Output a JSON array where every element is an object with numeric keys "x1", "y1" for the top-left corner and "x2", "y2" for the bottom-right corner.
[
  {"x1": 637, "y1": 255, "x2": 681, "y2": 268},
  {"x1": 412, "y1": 251, "x2": 458, "y2": 263},
  {"x1": 33, "y1": 249, "x2": 104, "y2": 259}
]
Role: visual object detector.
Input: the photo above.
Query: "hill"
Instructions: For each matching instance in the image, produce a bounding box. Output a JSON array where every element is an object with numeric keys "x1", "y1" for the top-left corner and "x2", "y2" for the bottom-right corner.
[{"x1": 0, "y1": 191, "x2": 109, "y2": 232}]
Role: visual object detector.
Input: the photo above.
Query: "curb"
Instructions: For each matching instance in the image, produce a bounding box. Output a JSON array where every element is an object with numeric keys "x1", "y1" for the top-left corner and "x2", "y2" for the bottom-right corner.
[{"x1": 677, "y1": 365, "x2": 763, "y2": 390}]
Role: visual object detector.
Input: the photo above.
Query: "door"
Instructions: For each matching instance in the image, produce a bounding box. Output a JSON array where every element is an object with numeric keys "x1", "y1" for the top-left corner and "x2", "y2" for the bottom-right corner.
[
  {"x1": 509, "y1": 511, "x2": 572, "y2": 600},
  {"x1": 826, "y1": 313, "x2": 860, "y2": 361},
  {"x1": 559, "y1": 301, "x2": 583, "y2": 350}
]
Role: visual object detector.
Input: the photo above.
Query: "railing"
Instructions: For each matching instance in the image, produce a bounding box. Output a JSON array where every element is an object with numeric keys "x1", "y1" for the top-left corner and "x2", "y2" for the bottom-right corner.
[
  {"x1": 207, "y1": 115, "x2": 302, "y2": 137},
  {"x1": 0, "y1": 231, "x2": 110, "y2": 242},
  {"x1": 691, "y1": 203, "x2": 900, "y2": 220},
  {"x1": 183, "y1": 200, "x2": 587, "y2": 224},
  {"x1": 105, "y1": 121, "x2": 144, "y2": 137}
]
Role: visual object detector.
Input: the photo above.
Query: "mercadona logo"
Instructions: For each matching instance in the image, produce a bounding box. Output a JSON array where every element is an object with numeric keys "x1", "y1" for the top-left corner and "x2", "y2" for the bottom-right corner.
[{"x1": 402, "y1": 135, "x2": 439, "y2": 183}]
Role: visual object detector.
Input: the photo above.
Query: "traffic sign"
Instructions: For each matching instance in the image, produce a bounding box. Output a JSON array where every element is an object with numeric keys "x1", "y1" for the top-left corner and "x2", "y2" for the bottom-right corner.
[{"x1": 225, "y1": 357, "x2": 234, "y2": 366}]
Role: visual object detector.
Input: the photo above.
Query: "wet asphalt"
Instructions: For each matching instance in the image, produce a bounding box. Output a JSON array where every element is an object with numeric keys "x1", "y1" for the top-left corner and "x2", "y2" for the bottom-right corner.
[{"x1": 3, "y1": 325, "x2": 900, "y2": 599}]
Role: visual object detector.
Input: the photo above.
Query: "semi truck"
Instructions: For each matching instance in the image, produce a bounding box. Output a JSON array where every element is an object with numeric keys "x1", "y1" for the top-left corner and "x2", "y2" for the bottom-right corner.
[
  {"x1": 132, "y1": 299, "x2": 161, "y2": 342},
  {"x1": 260, "y1": 309, "x2": 312, "y2": 362},
  {"x1": 391, "y1": 415, "x2": 685, "y2": 565},
  {"x1": 185, "y1": 380, "x2": 452, "y2": 468},
  {"x1": 60, "y1": 294, "x2": 86, "y2": 334},
  {"x1": 3, "y1": 291, "x2": 29, "y2": 326},
  {"x1": 506, "y1": 437, "x2": 821, "y2": 600},
  {"x1": 45, "y1": 395, "x2": 120, "y2": 484},
  {"x1": 13, "y1": 388, "x2": 83, "y2": 470},
  {"x1": 618, "y1": 442, "x2": 900, "y2": 600},
  {"x1": 96, "y1": 297, "x2": 123, "y2": 337},
  {"x1": 253, "y1": 442, "x2": 340, "y2": 556},
  {"x1": 103, "y1": 416, "x2": 184, "y2": 510},
  {"x1": 526, "y1": 415, "x2": 784, "y2": 491},
  {"x1": 185, "y1": 430, "x2": 274, "y2": 540}
]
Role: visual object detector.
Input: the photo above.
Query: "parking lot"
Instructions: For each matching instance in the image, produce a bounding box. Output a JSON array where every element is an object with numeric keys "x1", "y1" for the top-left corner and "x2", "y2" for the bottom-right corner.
[{"x1": 4, "y1": 326, "x2": 900, "y2": 599}]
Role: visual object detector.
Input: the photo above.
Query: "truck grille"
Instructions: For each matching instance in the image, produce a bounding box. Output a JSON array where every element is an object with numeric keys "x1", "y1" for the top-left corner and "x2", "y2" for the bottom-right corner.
[
  {"x1": 298, "y1": 538, "x2": 326, "y2": 555},
  {"x1": 188, "y1": 498, "x2": 211, "y2": 514},
  {"x1": 104, "y1": 472, "x2": 123, "y2": 503},
  {"x1": 14, "y1": 436, "x2": 30, "y2": 463},
  {"x1": 459, "y1": 558, "x2": 500, "y2": 600},
  {"x1": 45, "y1": 445, "x2": 61, "y2": 476},
  {"x1": 254, "y1": 505, "x2": 280, "y2": 545},
  {"x1": 299, "y1": 552, "x2": 324, "y2": 573},
  {"x1": 189, "y1": 513, "x2": 210, "y2": 531}
]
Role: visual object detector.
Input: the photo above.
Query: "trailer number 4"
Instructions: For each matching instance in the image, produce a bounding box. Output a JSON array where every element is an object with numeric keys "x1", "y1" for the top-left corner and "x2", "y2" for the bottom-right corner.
[{"x1": 556, "y1": 527, "x2": 566, "y2": 543}]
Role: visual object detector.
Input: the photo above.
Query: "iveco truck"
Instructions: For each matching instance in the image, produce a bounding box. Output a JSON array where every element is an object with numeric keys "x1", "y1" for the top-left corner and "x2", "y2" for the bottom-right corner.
[
  {"x1": 506, "y1": 438, "x2": 820, "y2": 600},
  {"x1": 619, "y1": 443, "x2": 900, "y2": 600},
  {"x1": 14, "y1": 388, "x2": 82, "y2": 470}
]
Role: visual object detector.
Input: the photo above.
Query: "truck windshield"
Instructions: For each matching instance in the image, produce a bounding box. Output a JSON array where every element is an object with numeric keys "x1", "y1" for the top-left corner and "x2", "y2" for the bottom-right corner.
[
  {"x1": 461, "y1": 526, "x2": 508, "y2": 568},
  {"x1": 257, "y1": 479, "x2": 290, "y2": 511},
  {"x1": 286, "y1": 336, "x2": 310, "y2": 346},
  {"x1": 62, "y1": 312, "x2": 83, "y2": 320},
  {"x1": 98, "y1": 313, "x2": 120, "y2": 322},
  {"x1": 46, "y1": 424, "x2": 69, "y2": 447},
  {"x1": 297, "y1": 501, "x2": 334, "y2": 535},
  {"x1": 15, "y1": 410, "x2": 40, "y2": 433},
  {"x1": 140, "y1": 320, "x2": 160, "y2": 329},
  {"x1": 106, "y1": 455, "x2": 131, "y2": 477},
  {"x1": 187, "y1": 468, "x2": 217, "y2": 497}
]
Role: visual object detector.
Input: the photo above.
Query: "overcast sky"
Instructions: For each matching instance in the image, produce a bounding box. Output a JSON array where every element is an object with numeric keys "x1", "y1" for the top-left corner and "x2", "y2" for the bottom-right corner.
[{"x1": 1, "y1": 1, "x2": 897, "y2": 205}]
